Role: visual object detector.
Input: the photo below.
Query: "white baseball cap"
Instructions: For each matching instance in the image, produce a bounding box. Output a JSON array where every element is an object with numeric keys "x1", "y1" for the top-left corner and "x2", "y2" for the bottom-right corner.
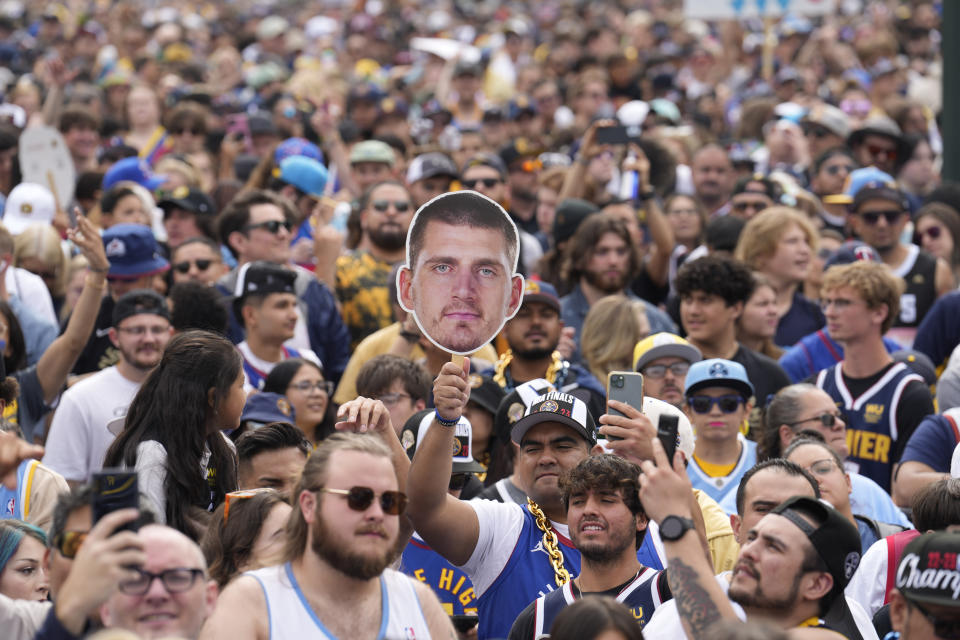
[{"x1": 3, "y1": 183, "x2": 55, "y2": 235}]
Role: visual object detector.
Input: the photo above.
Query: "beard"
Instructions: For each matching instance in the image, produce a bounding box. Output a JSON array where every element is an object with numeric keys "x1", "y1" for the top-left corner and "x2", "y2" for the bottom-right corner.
[
  {"x1": 367, "y1": 224, "x2": 406, "y2": 252},
  {"x1": 729, "y1": 560, "x2": 803, "y2": 610},
  {"x1": 512, "y1": 345, "x2": 556, "y2": 360},
  {"x1": 583, "y1": 267, "x2": 629, "y2": 294},
  {"x1": 310, "y1": 511, "x2": 396, "y2": 580},
  {"x1": 571, "y1": 521, "x2": 635, "y2": 565}
]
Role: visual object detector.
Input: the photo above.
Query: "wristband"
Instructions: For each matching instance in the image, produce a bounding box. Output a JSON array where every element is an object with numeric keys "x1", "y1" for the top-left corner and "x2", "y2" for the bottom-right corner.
[{"x1": 434, "y1": 410, "x2": 460, "y2": 428}]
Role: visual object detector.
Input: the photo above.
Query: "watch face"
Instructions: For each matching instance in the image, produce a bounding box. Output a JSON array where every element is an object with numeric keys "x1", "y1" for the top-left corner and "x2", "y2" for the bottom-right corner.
[{"x1": 661, "y1": 516, "x2": 688, "y2": 540}]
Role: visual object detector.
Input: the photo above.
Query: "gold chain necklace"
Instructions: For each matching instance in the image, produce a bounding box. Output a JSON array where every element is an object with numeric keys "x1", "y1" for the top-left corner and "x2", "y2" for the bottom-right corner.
[
  {"x1": 527, "y1": 498, "x2": 571, "y2": 587},
  {"x1": 493, "y1": 350, "x2": 564, "y2": 388}
]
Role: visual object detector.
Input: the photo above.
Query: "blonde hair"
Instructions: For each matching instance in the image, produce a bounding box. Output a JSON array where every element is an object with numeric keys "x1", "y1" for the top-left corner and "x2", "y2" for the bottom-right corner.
[
  {"x1": 821, "y1": 261, "x2": 904, "y2": 333},
  {"x1": 734, "y1": 206, "x2": 819, "y2": 271},
  {"x1": 283, "y1": 433, "x2": 393, "y2": 562},
  {"x1": 13, "y1": 224, "x2": 69, "y2": 298},
  {"x1": 581, "y1": 295, "x2": 650, "y2": 382}
]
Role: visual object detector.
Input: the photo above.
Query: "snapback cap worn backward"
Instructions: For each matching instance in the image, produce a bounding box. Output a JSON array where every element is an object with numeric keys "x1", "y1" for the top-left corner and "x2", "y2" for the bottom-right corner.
[
  {"x1": 510, "y1": 391, "x2": 597, "y2": 446},
  {"x1": 400, "y1": 409, "x2": 487, "y2": 474}
]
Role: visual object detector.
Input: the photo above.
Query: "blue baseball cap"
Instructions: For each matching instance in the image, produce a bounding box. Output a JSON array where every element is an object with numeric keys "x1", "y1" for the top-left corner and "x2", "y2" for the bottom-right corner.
[
  {"x1": 278, "y1": 156, "x2": 328, "y2": 197},
  {"x1": 103, "y1": 157, "x2": 168, "y2": 191},
  {"x1": 823, "y1": 167, "x2": 908, "y2": 210},
  {"x1": 102, "y1": 224, "x2": 170, "y2": 279},
  {"x1": 241, "y1": 392, "x2": 295, "y2": 426},
  {"x1": 274, "y1": 137, "x2": 324, "y2": 165},
  {"x1": 684, "y1": 358, "x2": 754, "y2": 399},
  {"x1": 520, "y1": 279, "x2": 560, "y2": 312}
]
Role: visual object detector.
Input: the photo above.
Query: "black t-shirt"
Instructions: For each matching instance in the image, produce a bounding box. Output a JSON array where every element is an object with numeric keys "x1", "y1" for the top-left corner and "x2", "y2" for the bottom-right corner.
[
  {"x1": 732, "y1": 344, "x2": 791, "y2": 407},
  {"x1": 70, "y1": 296, "x2": 118, "y2": 375}
]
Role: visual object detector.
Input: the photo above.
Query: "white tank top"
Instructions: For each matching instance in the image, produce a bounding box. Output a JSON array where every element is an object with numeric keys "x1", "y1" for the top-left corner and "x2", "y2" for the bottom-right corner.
[{"x1": 247, "y1": 562, "x2": 431, "y2": 639}]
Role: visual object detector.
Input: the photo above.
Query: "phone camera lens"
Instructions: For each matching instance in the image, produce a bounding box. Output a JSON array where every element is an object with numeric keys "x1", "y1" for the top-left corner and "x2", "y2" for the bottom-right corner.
[{"x1": 613, "y1": 375, "x2": 623, "y2": 388}]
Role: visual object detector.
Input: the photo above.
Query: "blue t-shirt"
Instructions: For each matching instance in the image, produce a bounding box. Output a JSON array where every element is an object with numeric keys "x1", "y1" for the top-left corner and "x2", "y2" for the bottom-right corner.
[
  {"x1": 775, "y1": 291, "x2": 825, "y2": 347},
  {"x1": 899, "y1": 413, "x2": 960, "y2": 472}
]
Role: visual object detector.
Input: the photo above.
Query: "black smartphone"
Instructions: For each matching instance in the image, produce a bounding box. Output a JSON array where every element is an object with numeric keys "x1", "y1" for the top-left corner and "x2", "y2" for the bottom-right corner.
[
  {"x1": 595, "y1": 125, "x2": 629, "y2": 145},
  {"x1": 451, "y1": 615, "x2": 480, "y2": 633},
  {"x1": 656, "y1": 414, "x2": 679, "y2": 466},
  {"x1": 606, "y1": 371, "x2": 644, "y2": 441},
  {"x1": 91, "y1": 469, "x2": 140, "y2": 531}
]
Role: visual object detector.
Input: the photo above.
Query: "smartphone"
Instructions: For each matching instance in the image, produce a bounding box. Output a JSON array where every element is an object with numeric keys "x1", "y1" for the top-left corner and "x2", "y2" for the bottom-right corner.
[
  {"x1": 656, "y1": 414, "x2": 679, "y2": 466},
  {"x1": 451, "y1": 615, "x2": 480, "y2": 633},
  {"x1": 595, "y1": 125, "x2": 629, "y2": 145},
  {"x1": 224, "y1": 113, "x2": 251, "y2": 152},
  {"x1": 91, "y1": 470, "x2": 140, "y2": 531},
  {"x1": 606, "y1": 371, "x2": 644, "y2": 441}
]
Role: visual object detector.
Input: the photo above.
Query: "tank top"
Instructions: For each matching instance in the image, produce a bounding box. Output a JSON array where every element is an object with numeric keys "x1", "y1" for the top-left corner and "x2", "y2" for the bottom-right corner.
[{"x1": 247, "y1": 563, "x2": 431, "y2": 639}]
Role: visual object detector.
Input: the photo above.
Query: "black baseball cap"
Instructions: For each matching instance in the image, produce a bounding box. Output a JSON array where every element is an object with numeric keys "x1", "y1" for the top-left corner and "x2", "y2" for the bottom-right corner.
[
  {"x1": 233, "y1": 261, "x2": 297, "y2": 301},
  {"x1": 467, "y1": 373, "x2": 506, "y2": 416},
  {"x1": 895, "y1": 532, "x2": 960, "y2": 607},
  {"x1": 158, "y1": 186, "x2": 215, "y2": 217},
  {"x1": 112, "y1": 289, "x2": 171, "y2": 327},
  {"x1": 511, "y1": 391, "x2": 597, "y2": 446}
]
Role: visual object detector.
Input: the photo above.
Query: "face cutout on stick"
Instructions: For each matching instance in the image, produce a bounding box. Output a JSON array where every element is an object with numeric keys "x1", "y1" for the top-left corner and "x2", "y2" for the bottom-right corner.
[{"x1": 397, "y1": 190, "x2": 525, "y2": 355}]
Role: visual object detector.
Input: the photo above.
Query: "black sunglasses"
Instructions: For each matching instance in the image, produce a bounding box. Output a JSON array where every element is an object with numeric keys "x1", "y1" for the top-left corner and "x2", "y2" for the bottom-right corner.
[
  {"x1": 173, "y1": 259, "x2": 214, "y2": 273},
  {"x1": 244, "y1": 220, "x2": 292, "y2": 234},
  {"x1": 787, "y1": 412, "x2": 842, "y2": 428},
  {"x1": 172, "y1": 128, "x2": 203, "y2": 136},
  {"x1": 687, "y1": 395, "x2": 744, "y2": 414},
  {"x1": 462, "y1": 178, "x2": 501, "y2": 189},
  {"x1": 316, "y1": 486, "x2": 407, "y2": 515},
  {"x1": 859, "y1": 209, "x2": 903, "y2": 225},
  {"x1": 371, "y1": 200, "x2": 411, "y2": 213},
  {"x1": 825, "y1": 164, "x2": 855, "y2": 176}
]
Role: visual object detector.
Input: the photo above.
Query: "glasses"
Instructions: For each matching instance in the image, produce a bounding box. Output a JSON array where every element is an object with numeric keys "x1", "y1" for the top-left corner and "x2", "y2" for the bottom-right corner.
[
  {"x1": 243, "y1": 220, "x2": 293, "y2": 234},
  {"x1": 916, "y1": 226, "x2": 943, "y2": 242},
  {"x1": 643, "y1": 362, "x2": 691, "y2": 379},
  {"x1": 866, "y1": 144, "x2": 898, "y2": 161},
  {"x1": 462, "y1": 178, "x2": 501, "y2": 190},
  {"x1": 788, "y1": 412, "x2": 843, "y2": 428},
  {"x1": 906, "y1": 596, "x2": 960, "y2": 640},
  {"x1": 805, "y1": 125, "x2": 834, "y2": 139},
  {"x1": 224, "y1": 488, "x2": 277, "y2": 523},
  {"x1": 53, "y1": 531, "x2": 87, "y2": 559},
  {"x1": 117, "y1": 325, "x2": 171, "y2": 337},
  {"x1": 288, "y1": 379, "x2": 333, "y2": 395},
  {"x1": 858, "y1": 209, "x2": 903, "y2": 225},
  {"x1": 824, "y1": 164, "x2": 855, "y2": 176},
  {"x1": 731, "y1": 200, "x2": 768, "y2": 214},
  {"x1": 820, "y1": 297, "x2": 854, "y2": 312},
  {"x1": 119, "y1": 567, "x2": 205, "y2": 596},
  {"x1": 173, "y1": 259, "x2": 215, "y2": 273},
  {"x1": 377, "y1": 392, "x2": 411, "y2": 407},
  {"x1": 805, "y1": 459, "x2": 839, "y2": 477},
  {"x1": 371, "y1": 200, "x2": 411, "y2": 213},
  {"x1": 687, "y1": 395, "x2": 744, "y2": 414},
  {"x1": 172, "y1": 128, "x2": 203, "y2": 136},
  {"x1": 449, "y1": 474, "x2": 469, "y2": 491},
  {"x1": 316, "y1": 486, "x2": 407, "y2": 515}
]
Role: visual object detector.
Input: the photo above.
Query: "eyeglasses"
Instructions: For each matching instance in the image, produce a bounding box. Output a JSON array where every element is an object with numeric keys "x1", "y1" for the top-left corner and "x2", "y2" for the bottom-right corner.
[
  {"x1": 316, "y1": 486, "x2": 407, "y2": 515},
  {"x1": 820, "y1": 297, "x2": 855, "y2": 312},
  {"x1": 804, "y1": 459, "x2": 840, "y2": 477},
  {"x1": 224, "y1": 488, "x2": 278, "y2": 523},
  {"x1": 288, "y1": 379, "x2": 333, "y2": 395},
  {"x1": 449, "y1": 474, "x2": 469, "y2": 491},
  {"x1": 905, "y1": 596, "x2": 960, "y2": 640},
  {"x1": 824, "y1": 164, "x2": 855, "y2": 176},
  {"x1": 173, "y1": 259, "x2": 215, "y2": 273},
  {"x1": 371, "y1": 200, "x2": 411, "y2": 213},
  {"x1": 787, "y1": 412, "x2": 843, "y2": 428},
  {"x1": 866, "y1": 144, "x2": 898, "y2": 161},
  {"x1": 117, "y1": 325, "x2": 171, "y2": 337},
  {"x1": 53, "y1": 531, "x2": 87, "y2": 559},
  {"x1": 687, "y1": 395, "x2": 744, "y2": 414},
  {"x1": 119, "y1": 567, "x2": 205, "y2": 596},
  {"x1": 642, "y1": 362, "x2": 691, "y2": 379},
  {"x1": 243, "y1": 220, "x2": 293, "y2": 234},
  {"x1": 377, "y1": 392, "x2": 411, "y2": 406},
  {"x1": 858, "y1": 209, "x2": 903, "y2": 225},
  {"x1": 916, "y1": 226, "x2": 943, "y2": 242},
  {"x1": 462, "y1": 178, "x2": 501, "y2": 190}
]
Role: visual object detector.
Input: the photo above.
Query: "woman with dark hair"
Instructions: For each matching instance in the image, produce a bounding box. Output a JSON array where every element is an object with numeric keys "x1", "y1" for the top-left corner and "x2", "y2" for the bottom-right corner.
[
  {"x1": 262, "y1": 358, "x2": 337, "y2": 445},
  {"x1": 549, "y1": 596, "x2": 644, "y2": 640},
  {"x1": 104, "y1": 330, "x2": 244, "y2": 540},
  {"x1": 201, "y1": 488, "x2": 291, "y2": 588},
  {"x1": 898, "y1": 133, "x2": 938, "y2": 209},
  {"x1": 914, "y1": 202, "x2": 960, "y2": 283}
]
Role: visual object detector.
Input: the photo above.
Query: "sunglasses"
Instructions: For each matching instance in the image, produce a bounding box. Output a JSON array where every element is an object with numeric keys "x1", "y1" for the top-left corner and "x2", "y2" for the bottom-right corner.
[
  {"x1": 244, "y1": 219, "x2": 293, "y2": 234},
  {"x1": 462, "y1": 178, "x2": 501, "y2": 189},
  {"x1": 858, "y1": 209, "x2": 903, "y2": 225},
  {"x1": 732, "y1": 200, "x2": 767, "y2": 213},
  {"x1": 906, "y1": 596, "x2": 960, "y2": 640},
  {"x1": 223, "y1": 488, "x2": 278, "y2": 523},
  {"x1": 173, "y1": 128, "x2": 203, "y2": 136},
  {"x1": 119, "y1": 567, "x2": 205, "y2": 596},
  {"x1": 173, "y1": 259, "x2": 214, "y2": 273},
  {"x1": 642, "y1": 362, "x2": 691, "y2": 379},
  {"x1": 316, "y1": 486, "x2": 407, "y2": 515},
  {"x1": 805, "y1": 125, "x2": 833, "y2": 139},
  {"x1": 866, "y1": 144, "x2": 898, "y2": 161},
  {"x1": 787, "y1": 412, "x2": 843, "y2": 428},
  {"x1": 915, "y1": 226, "x2": 943, "y2": 242},
  {"x1": 687, "y1": 395, "x2": 744, "y2": 414},
  {"x1": 53, "y1": 531, "x2": 87, "y2": 559},
  {"x1": 371, "y1": 200, "x2": 411, "y2": 213},
  {"x1": 449, "y1": 474, "x2": 469, "y2": 491},
  {"x1": 825, "y1": 164, "x2": 855, "y2": 176}
]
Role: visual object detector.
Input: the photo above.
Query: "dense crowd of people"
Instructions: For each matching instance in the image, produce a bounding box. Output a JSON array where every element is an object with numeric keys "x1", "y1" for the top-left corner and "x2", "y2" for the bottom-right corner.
[{"x1": 0, "y1": 0, "x2": 957, "y2": 638}]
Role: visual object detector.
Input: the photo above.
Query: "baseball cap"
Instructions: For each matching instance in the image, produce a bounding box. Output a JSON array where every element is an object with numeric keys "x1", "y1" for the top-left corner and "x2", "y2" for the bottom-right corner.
[
  {"x1": 103, "y1": 224, "x2": 170, "y2": 279},
  {"x1": 256, "y1": 15, "x2": 288, "y2": 40},
  {"x1": 103, "y1": 157, "x2": 168, "y2": 191},
  {"x1": 553, "y1": 199, "x2": 599, "y2": 245},
  {"x1": 508, "y1": 96, "x2": 537, "y2": 120},
  {"x1": 400, "y1": 409, "x2": 486, "y2": 474},
  {"x1": 499, "y1": 139, "x2": 542, "y2": 171},
  {"x1": 466, "y1": 373, "x2": 505, "y2": 416},
  {"x1": 494, "y1": 378, "x2": 555, "y2": 446},
  {"x1": 770, "y1": 496, "x2": 862, "y2": 600},
  {"x1": 520, "y1": 280, "x2": 560, "y2": 313},
  {"x1": 406, "y1": 152, "x2": 458, "y2": 184},
  {"x1": 2, "y1": 183, "x2": 55, "y2": 235},
  {"x1": 633, "y1": 333, "x2": 702, "y2": 372},
  {"x1": 642, "y1": 396, "x2": 695, "y2": 459},
  {"x1": 896, "y1": 532, "x2": 960, "y2": 607},
  {"x1": 274, "y1": 137, "x2": 324, "y2": 165},
  {"x1": 823, "y1": 167, "x2": 908, "y2": 209},
  {"x1": 157, "y1": 186, "x2": 215, "y2": 217},
  {"x1": 684, "y1": 358, "x2": 754, "y2": 399},
  {"x1": 892, "y1": 349, "x2": 938, "y2": 386},
  {"x1": 803, "y1": 104, "x2": 851, "y2": 140},
  {"x1": 350, "y1": 140, "x2": 395, "y2": 167},
  {"x1": 278, "y1": 156, "x2": 328, "y2": 197},
  {"x1": 234, "y1": 261, "x2": 297, "y2": 300},
  {"x1": 847, "y1": 115, "x2": 903, "y2": 149},
  {"x1": 823, "y1": 240, "x2": 880, "y2": 269},
  {"x1": 112, "y1": 289, "x2": 171, "y2": 326},
  {"x1": 240, "y1": 392, "x2": 295, "y2": 427},
  {"x1": 462, "y1": 153, "x2": 507, "y2": 179},
  {"x1": 511, "y1": 391, "x2": 597, "y2": 446}
]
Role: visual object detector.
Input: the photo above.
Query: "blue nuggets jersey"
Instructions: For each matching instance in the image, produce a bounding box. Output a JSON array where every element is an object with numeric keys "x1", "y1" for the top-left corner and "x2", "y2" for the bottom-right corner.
[
  {"x1": 401, "y1": 537, "x2": 477, "y2": 616},
  {"x1": 530, "y1": 568, "x2": 667, "y2": 638},
  {"x1": 686, "y1": 436, "x2": 758, "y2": 515},
  {"x1": 0, "y1": 459, "x2": 39, "y2": 521},
  {"x1": 816, "y1": 362, "x2": 922, "y2": 492}
]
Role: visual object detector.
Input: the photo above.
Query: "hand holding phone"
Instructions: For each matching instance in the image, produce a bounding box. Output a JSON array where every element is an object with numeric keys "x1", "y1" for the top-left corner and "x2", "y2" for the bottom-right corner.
[
  {"x1": 656, "y1": 414, "x2": 679, "y2": 467},
  {"x1": 606, "y1": 372, "x2": 644, "y2": 441},
  {"x1": 91, "y1": 470, "x2": 140, "y2": 532}
]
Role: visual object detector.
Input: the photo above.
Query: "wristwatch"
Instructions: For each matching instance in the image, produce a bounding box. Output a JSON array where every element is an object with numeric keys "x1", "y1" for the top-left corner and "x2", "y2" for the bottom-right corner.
[{"x1": 659, "y1": 515, "x2": 695, "y2": 541}]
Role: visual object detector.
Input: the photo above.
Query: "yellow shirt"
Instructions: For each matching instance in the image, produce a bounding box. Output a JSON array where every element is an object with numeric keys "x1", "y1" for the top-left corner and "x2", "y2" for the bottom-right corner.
[{"x1": 694, "y1": 489, "x2": 740, "y2": 574}]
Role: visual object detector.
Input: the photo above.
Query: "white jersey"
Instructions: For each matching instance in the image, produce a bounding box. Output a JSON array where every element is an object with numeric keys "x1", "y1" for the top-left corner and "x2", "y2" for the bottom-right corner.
[{"x1": 247, "y1": 563, "x2": 431, "y2": 639}]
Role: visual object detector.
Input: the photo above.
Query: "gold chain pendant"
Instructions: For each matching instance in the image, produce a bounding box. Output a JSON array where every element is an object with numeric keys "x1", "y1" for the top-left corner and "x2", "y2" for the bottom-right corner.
[{"x1": 527, "y1": 498, "x2": 571, "y2": 587}]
